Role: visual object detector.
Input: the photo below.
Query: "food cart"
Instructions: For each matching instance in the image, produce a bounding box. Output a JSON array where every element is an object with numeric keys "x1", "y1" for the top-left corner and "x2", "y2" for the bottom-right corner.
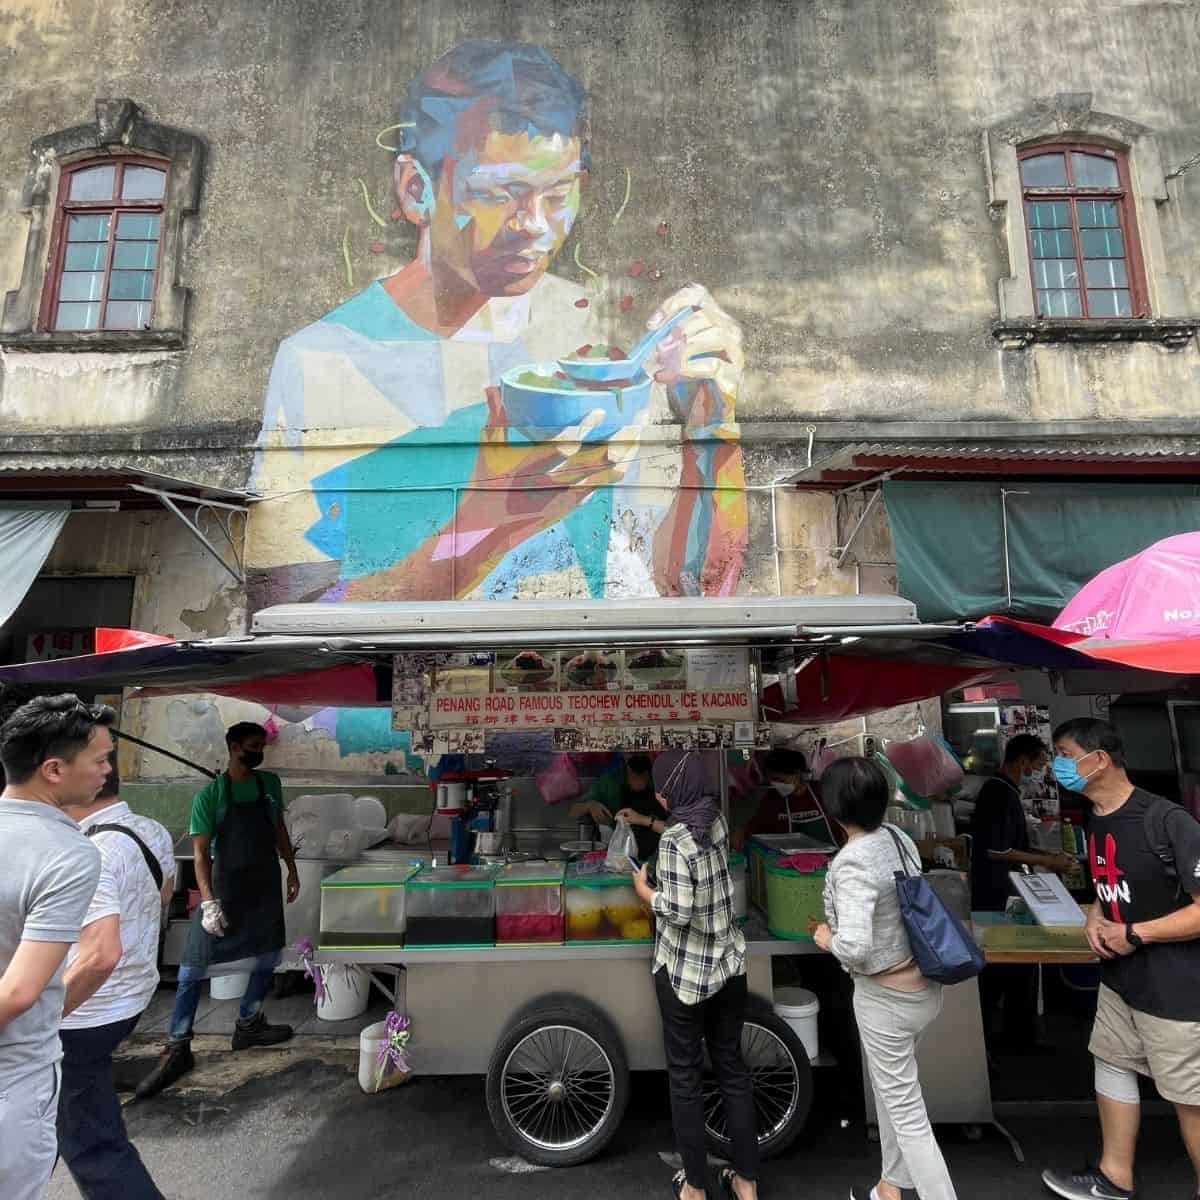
[{"x1": 0, "y1": 594, "x2": 1082, "y2": 1165}]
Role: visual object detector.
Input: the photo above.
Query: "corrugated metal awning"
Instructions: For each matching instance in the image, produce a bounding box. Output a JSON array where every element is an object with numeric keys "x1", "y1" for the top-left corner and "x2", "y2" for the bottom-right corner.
[{"x1": 786, "y1": 440, "x2": 1200, "y2": 488}]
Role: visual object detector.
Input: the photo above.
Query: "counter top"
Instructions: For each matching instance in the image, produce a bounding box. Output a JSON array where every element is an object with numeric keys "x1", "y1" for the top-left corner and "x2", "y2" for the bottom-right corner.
[{"x1": 317, "y1": 914, "x2": 817, "y2": 965}]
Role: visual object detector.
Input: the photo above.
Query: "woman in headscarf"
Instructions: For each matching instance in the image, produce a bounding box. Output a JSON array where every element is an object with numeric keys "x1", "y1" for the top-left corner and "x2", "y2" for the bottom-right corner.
[{"x1": 633, "y1": 753, "x2": 759, "y2": 1200}]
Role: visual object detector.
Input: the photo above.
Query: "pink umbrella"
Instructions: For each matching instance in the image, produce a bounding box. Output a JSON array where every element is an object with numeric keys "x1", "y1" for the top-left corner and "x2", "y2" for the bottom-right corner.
[{"x1": 1054, "y1": 531, "x2": 1200, "y2": 640}]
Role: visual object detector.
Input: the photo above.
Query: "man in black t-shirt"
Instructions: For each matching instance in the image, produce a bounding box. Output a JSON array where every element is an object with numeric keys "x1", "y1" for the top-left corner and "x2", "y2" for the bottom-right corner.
[
  {"x1": 1043, "y1": 719, "x2": 1200, "y2": 1200},
  {"x1": 970, "y1": 733, "x2": 1075, "y2": 1049}
]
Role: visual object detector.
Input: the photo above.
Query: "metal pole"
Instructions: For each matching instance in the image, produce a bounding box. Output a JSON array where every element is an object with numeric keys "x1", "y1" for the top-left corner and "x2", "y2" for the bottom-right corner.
[{"x1": 111, "y1": 729, "x2": 217, "y2": 778}]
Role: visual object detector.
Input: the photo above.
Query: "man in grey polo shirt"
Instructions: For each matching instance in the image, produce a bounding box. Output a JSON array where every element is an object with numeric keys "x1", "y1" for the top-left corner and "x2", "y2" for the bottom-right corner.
[{"x1": 0, "y1": 695, "x2": 113, "y2": 1200}]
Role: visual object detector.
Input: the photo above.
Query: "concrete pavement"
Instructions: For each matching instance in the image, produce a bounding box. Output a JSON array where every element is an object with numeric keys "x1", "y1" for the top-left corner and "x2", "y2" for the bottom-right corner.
[{"x1": 47, "y1": 1044, "x2": 1197, "y2": 1200}]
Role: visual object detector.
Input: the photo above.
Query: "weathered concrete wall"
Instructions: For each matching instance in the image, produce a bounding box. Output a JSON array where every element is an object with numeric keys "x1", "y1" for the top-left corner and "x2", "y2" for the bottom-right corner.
[
  {"x1": 0, "y1": 0, "x2": 1190, "y2": 772},
  {"x1": 2, "y1": 0, "x2": 1197, "y2": 439}
]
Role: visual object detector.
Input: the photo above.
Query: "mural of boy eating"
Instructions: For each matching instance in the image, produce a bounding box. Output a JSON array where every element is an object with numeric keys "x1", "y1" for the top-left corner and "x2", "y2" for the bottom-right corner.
[{"x1": 251, "y1": 40, "x2": 747, "y2": 605}]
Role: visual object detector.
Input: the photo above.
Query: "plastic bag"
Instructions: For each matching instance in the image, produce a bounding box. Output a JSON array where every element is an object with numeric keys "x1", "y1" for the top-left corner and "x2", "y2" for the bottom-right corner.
[
  {"x1": 606, "y1": 817, "x2": 639, "y2": 872},
  {"x1": 809, "y1": 738, "x2": 841, "y2": 781},
  {"x1": 883, "y1": 735, "x2": 964, "y2": 801},
  {"x1": 535, "y1": 754, "x2": 580, "y2": 806}
]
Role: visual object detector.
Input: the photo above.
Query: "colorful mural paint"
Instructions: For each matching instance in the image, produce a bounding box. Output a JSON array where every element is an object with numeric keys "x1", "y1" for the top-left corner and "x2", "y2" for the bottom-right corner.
[{"x1": 249, "y1": 40, "x2": 748, "y2": 605}]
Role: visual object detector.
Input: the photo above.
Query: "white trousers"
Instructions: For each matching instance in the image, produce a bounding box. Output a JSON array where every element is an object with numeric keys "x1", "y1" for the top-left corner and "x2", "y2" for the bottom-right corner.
[{"x1": 853, "y1": 974, "x2": 958, "y2": 1200}]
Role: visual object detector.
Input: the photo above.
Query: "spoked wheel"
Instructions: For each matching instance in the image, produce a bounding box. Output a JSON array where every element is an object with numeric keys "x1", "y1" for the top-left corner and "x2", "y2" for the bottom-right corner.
[
  {"x1": 487, "y1": 995, "x2": 629, "y2": 1167},
  {"x1": 704, "y1": 998, "x2": 812, "y2": 1159}
]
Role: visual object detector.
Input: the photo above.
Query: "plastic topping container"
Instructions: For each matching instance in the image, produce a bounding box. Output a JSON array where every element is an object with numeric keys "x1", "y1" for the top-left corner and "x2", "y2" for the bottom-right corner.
[
  {"x1": 405, "y1": 864, "x2": 497, "y2": 947},
  {"x1": 564, "y1": 861, "x2": 653, "y2": 943},
  {"x1": 747, "y1": 833, "x2": 837, "y2": 913},
  {"x1": 765, "y1": 857, "x2": 829, "y2": 941},
  {"x1": 495, "y1": 862, "x2": 566, "y2": 945},
  {"x1": 319, "y1": 865, "x2": 419, "y2": 949}
]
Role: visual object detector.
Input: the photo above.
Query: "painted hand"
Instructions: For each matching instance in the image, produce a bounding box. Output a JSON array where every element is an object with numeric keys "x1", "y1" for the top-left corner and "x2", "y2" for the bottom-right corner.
[{"x1": 648, "y1": 283, "x2": 744, "y2": 425}]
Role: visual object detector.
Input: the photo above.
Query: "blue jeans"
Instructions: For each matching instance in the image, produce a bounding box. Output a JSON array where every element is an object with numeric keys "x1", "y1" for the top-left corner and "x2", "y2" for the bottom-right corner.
[
  {"x1": 58, "y1": 1014, "x2": 163, "y2": 1199},
  {"x1": 168, "y1": 951, "x2": 281, "y2": 1043}
]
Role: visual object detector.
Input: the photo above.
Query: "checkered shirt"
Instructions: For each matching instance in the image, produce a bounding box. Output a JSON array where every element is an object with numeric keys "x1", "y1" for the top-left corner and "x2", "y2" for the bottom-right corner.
[{"x1": 651, "y1": 815, "x2": 746, "y2": 1005}]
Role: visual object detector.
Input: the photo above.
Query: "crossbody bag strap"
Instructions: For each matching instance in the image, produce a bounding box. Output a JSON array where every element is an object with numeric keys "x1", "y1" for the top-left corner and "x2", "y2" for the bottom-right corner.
[{"x1": 86, "y1": 824, "x2": 165, "y2": 891}]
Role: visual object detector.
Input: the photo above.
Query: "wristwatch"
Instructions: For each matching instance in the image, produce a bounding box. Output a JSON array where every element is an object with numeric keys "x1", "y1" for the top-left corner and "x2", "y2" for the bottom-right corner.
[{"x1": 1125, "y1": 923, "x2": 1143, "y2": 949}]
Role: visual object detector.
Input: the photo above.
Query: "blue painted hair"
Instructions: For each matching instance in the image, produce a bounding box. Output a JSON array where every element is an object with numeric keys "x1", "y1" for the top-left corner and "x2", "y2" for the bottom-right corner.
[{"x1": 398, "y1": 40, "x2": 588, "y2": 178}]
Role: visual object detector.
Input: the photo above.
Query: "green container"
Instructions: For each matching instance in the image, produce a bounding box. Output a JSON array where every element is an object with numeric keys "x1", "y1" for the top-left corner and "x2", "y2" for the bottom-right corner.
[
  {"x1": 405, "y1": 864, "x2": 497, "y2": 948},
  {"x1": 564, "y1": 862, "x2": 653, "y2": 944},
  {"x1": 319, "y1": 865, "x2": 419, "y2": 950},
  {"x1": 765, "y1": 862, "x2": 827, "y2": 940}
]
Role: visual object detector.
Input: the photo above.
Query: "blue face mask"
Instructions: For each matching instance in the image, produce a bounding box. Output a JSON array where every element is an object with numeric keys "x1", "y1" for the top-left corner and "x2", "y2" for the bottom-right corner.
[{"x1": 1053, "y1": 753, "x2": 1096, "y2": 793}]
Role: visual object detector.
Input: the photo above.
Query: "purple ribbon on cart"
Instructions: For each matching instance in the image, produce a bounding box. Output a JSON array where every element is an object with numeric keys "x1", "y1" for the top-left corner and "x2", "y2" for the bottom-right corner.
[
  {"x1": 294, "y1": 938, "x2": 327, "y2": 1005},
  {"x1": 374, "y1": 1010, "x2": 412, "y2": 1091}
]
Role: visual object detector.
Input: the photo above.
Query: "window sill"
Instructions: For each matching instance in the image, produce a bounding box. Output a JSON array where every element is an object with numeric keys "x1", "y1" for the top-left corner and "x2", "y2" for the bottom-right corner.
[
  {"x1": 992, "y1": 317, "x2": 1200, "y2": 350},
  {"x1": 0, "y1": 329, "x2": 185, "y2": 353}
]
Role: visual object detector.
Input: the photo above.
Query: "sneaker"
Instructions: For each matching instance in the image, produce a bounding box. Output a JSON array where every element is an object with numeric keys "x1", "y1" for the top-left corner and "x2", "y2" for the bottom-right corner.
[
  {"x1": 1042, "y1": 1165, "x2": 1134, "y2": 1199},
  {"x1": 133, "y1": 1041, "x2": 195, "y2": 1099},
  {"x1": 231, "y1": 1012, "x2": 294, "y2": 1051}
]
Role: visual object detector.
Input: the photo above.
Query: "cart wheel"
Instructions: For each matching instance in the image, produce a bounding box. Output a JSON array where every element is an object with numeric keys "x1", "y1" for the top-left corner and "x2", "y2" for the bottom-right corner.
[
  {"x1": 704, "y1": 997, "x2": 812, "y2": 1159},
  {"x1": 486, "y1": 994, "x2": 629, "y2": 1168}
]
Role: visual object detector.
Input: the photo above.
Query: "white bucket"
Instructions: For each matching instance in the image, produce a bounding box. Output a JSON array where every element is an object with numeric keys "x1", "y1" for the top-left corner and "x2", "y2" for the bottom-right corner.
[
  {"x1": 317, "y1": 963, "x2": 370, "y2": 1022},
  {"x1": 774, "y1": 987, "x2": 820, "y2": 1061},
  {"x1": 210, "y1": 972, "x2": 250, "y2": 1001},
  {"x1": 358, "y1": 1019, "x2": 411, "y2": 1094}
]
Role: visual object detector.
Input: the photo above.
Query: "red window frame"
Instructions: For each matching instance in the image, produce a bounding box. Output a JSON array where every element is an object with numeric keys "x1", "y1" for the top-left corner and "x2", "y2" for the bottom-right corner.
[
  {"x1": 39, "y1": 155, "x2": 169, "y2": 333},
  {"x1": 1019, "y1": 141, "x2": 1149, "y2": 319}
]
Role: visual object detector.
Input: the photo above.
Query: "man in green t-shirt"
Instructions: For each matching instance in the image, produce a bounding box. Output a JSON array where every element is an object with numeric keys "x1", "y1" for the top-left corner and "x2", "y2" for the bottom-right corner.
[
  {"x1": 136, "y1": 722, "x2": 299, "y2": 1099},
  {"x1": 570, "y1": 754, "x2": 667, "y2": 865}
]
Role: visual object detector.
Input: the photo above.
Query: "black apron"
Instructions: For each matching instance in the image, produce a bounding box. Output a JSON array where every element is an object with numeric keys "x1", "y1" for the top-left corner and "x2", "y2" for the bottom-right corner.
[{"x1": 182, "y1": 772, "x2": 286, "y2": 971}]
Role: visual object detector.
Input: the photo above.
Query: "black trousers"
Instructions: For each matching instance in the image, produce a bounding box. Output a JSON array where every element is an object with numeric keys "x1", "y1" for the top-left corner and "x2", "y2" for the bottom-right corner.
[
  {"x1": 655, "y1": 968, "x2": 760, "y2": 1189},
  {"x1": 58, "y1": 1014, "x2": 164, "y2": 1200},
  {"x1": 979, "y1": 963, "x2": 1039, "y2": 1044}
]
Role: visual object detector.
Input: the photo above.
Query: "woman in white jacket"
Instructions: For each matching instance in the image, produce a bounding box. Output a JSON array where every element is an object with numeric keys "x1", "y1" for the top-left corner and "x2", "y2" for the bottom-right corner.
[{"x1": 812, "y1": 756, "x2": 959, "y2": 1200}]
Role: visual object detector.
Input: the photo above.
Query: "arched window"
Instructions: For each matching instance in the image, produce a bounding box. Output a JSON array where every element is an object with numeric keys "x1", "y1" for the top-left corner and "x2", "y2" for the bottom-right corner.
[
  {"x1": 1019, "y1": 143, "x2": 1147, "y2": 319},
  {"x1": 42, "y1": 157, "x2": 168, "y2": 331}
]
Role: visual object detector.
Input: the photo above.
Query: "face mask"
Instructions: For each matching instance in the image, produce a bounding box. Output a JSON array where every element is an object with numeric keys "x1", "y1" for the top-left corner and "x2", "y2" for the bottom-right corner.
[
  {"x1": 241, "y1": 749, "x2": 265, "y2": 770},
  {"x1": 1053, "y1": 753, "x2": 1097, "y2": 794},
  {"x1": 1020, "y1": 771, "x2": 1036, "y2": 787},
  {"x1": 772, "y1": 781, "x2": 796, "y2": 798}
]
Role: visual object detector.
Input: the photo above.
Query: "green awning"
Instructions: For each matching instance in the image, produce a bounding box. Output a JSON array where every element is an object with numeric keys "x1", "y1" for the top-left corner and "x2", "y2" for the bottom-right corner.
[{"x1": 884, "y1": 481, "x2": 1200, "y2": 622}]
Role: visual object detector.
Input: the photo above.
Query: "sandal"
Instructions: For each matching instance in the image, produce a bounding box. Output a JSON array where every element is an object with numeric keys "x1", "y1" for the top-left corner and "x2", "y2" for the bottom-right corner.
[
  {"x1": 718, "y1": 1168, "x2": 737, "y2": 1198},
  {"x1": 671, "y1": 1169, "x2": 688, "y2": 1199}
]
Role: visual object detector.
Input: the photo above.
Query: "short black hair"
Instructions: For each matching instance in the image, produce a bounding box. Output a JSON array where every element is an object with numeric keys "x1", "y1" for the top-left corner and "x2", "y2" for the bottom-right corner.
[
  {"x1": 1053, "y1": 717, "x2": 1126, "y2": 769},
  {"x1": 626, "y1": 754, "x2": 652, "y2": 775},
  {"x1": 226, "y1": 722, "x2": 267, "y2": 747},
  {"x1": 820, "y1": 756, "x2": 891, "y2": 832},
  {"x1": 0, "y1": 694, "x2": 115, "y2": 786},
  {"x1": 1003, "y1": 734, "x2": 1046, "y2": 766},
  {"x1": 765, "y1": 748, "x2": 807, "y2": 777},
  {"x1": 398, "y1": 40, "x2": 588, "y2": 180}
]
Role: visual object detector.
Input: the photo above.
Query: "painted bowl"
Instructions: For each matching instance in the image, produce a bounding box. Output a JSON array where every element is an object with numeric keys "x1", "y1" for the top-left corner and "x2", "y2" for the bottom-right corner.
[{"x1": 500, "y1": 362, "x2": 653, "y2": 443}]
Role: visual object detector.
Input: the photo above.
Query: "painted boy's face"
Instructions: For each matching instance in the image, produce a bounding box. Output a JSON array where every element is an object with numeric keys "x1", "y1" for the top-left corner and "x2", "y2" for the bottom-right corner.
[{"x1": 430, "y1": 130, "x2": 583, "y2": 297}]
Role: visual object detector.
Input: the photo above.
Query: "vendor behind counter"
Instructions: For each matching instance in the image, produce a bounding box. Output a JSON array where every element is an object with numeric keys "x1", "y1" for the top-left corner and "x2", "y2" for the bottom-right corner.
[
  {"x1": 570, "y1": 753, "x2": 665, "y2": 863},
  {"x1": 730, "y1": 749, "x2": 840, "y2": 850}
]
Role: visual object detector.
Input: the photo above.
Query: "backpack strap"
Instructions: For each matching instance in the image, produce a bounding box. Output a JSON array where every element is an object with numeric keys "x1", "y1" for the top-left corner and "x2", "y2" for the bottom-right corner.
[
  {"x1": 1141, "y1": 796, "x2": 1183, "y2": 895},
  {"x1": 86, "y1": 823, "x2": 165, "y2": 891}
]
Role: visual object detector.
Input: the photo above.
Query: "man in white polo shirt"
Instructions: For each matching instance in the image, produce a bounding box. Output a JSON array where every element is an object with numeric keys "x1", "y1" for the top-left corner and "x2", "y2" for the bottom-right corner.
[{"x1": 59, "y1": 754, "x2": 174, "y2": 1199}]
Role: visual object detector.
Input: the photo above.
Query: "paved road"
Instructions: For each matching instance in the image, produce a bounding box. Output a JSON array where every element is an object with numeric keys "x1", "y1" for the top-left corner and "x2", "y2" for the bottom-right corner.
[{"x1": 49, "y1": 1049, "x2": 1195, "y2": 1200}]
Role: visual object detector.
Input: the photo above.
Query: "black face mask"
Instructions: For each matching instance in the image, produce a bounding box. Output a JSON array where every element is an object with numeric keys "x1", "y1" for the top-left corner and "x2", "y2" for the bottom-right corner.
[{"x1": 240, "y1": 749, "x2": 265, "y2": 770}]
